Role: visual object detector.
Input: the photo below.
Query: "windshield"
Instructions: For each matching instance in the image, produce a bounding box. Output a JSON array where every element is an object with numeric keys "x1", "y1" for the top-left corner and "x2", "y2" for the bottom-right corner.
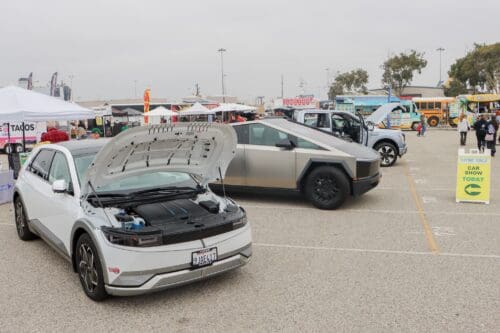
[{"x1": 73, "y1": 153, "x2": 198, "y2": 192}]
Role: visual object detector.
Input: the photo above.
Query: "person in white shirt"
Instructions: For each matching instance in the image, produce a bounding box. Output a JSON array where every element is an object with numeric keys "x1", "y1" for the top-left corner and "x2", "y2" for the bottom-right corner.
[{"x1": 457, "y1": 113, "x2": 469, "y2": 146}]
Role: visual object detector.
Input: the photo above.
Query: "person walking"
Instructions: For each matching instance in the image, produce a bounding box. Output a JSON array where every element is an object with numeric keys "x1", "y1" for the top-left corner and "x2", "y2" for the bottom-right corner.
[
  {"x1": 419, "y1": 114, "x2": 427, "y2": 137},
  {"x1": 485, "y1": 116, "x2": 498, "y2": 157},
  {"x1": 457, "y1": 114, "x2": 469, "y2": 146},
  {"x1": 473, "y1": 115, "x2": 487, "y2": 151}
]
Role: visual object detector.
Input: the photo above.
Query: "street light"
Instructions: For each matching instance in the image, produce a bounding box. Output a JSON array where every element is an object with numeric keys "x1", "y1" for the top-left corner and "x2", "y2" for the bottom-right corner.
[
  {"x1": 436, "y1": 47, "x2": 445, "y2": 85},
  {"x1": 218, "y1": 48, "x2": 226, "y2": 102}
]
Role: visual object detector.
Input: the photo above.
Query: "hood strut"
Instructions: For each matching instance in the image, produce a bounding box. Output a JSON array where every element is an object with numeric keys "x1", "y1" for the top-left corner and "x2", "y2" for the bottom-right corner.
[{"x1": 218, "y1": 166, "x2": 227, "y2": 199}]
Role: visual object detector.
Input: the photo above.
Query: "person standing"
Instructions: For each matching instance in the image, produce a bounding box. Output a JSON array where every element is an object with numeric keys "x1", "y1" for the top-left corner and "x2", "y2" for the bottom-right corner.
[
  {"x1": 473, "y1": 115, "x2": 487, "y2": 151},
  {"x1": 457, "y1": 114, "x2": 469, "y2": 146},
  {"x1": 485, "y1": 116, "x2": 498, "y2": 157}
]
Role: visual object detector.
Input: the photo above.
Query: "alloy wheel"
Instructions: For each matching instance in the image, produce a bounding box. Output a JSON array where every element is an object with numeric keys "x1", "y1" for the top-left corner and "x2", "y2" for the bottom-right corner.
[
  {"x1": 312, "y1": 175, "x2": 339, "y2": 204},
  {"x1": 15, "y1": 200, "x2": 25, "y2": 237},
  {"x1": 78, "y1": 244, "x2": 99, "y2": 294},
  {"x1": 378, "y1": 145, "x2": 396, "y2": 166}
]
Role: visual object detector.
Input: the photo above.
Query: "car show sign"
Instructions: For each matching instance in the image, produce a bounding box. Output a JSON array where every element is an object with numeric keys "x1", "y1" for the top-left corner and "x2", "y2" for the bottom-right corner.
[{"x1": 456, "y1": 149, "x2": 491, "y2": 204}]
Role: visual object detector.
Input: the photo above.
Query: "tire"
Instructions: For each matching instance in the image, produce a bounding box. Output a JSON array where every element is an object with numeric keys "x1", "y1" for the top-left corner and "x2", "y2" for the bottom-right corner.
[
  {"x1": 375, "y1": 142, "x2": 398, "y2": 167},
  {"x1": 14, "y1": 144, "x2": 24, "y2": 153},
  {"x1": 4, "y1": 144, "x2": 12, "y2": 154},
  {"x1": 75, "y1": 233, "x2": 108, "y2": 301},
  {"x1": 427, "y1": 116, "x2": 439, "y2": 127},
  {"x1": 411, "y1": 122, "x2": 420, "y2": 131},
  {"x1": 304, "y1": 166, "x2": 350, "y2": 210},
  {"x1": 14, "y1": 197, "x2": 37, "y2": 241}
]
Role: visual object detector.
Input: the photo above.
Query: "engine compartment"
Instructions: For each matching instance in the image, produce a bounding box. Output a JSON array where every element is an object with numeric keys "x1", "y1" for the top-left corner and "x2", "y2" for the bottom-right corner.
[{"x1": 101, "y1": 198, "x2": 246, "y2": 246}]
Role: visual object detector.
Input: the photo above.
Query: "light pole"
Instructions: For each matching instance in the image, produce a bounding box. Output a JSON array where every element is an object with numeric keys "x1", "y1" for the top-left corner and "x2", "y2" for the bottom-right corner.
[
  {"x1": 68, "y1": 75, "x2": 74, "y2": 101},
  {"x1": 436, "y1": 47, "x2": 445, "y2": 85},
  {"x1": 218, "y1": 48, "x2": 226, "y2": 102}
]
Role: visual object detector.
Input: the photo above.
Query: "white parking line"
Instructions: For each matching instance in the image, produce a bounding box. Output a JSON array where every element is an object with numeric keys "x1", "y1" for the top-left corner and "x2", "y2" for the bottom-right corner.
[{"x1": 253, "y1": 243, "x2": 500, "y2": 259}]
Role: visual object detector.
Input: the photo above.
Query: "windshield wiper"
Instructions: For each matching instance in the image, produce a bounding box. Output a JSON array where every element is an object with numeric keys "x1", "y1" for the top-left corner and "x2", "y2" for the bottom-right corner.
[{"x1": 131, "y1": 186, "x2": 205, "y2": 196}]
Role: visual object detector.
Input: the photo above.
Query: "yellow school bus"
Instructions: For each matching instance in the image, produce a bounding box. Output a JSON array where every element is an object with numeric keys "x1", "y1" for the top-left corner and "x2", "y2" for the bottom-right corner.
[{"x1": 413, "y1": 97, "x2": 455, "y2": 127}]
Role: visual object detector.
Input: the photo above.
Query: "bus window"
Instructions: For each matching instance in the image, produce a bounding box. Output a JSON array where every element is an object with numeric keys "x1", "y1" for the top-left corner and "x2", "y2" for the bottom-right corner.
[
  {"x1": 428, "y1": 102, "x2": 435, "y2": 110},
  {"x1": 419, "y1": 102, "x2": 427, "y2": 110},
  {"x1": 435, "y1": 102, "x2": 441, "y2": 110}
]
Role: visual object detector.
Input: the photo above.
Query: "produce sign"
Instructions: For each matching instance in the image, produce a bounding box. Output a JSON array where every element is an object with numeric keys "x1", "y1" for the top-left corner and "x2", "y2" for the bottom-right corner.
[{"x1": 456, "y1": 149, "x2": 491, "y2": 204}]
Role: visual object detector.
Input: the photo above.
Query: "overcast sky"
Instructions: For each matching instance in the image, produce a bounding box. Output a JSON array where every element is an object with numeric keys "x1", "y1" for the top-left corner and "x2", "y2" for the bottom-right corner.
[{"x1": 1, "y1": 0, "x2": 499, "y2": 102}]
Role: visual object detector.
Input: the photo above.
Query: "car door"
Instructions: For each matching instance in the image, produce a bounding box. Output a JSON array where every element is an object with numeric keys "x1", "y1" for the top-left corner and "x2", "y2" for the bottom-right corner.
[
  {"x1": 244, "y1": 123, "x2": 296, "y2": 189},
  {"x1": 21, "y1": 148, "x2": 56, "y2": 221},
  {"x1": 44, "y1": 151, "x2": 81, "y2": 255},
  {"x1": 223, "y1": 124, "x2": 247, "y2": 186}
]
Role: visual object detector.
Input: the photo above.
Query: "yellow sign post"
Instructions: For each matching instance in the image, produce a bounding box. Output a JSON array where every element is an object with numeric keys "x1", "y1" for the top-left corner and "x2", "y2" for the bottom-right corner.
[{"x1": 456, "y1": 149, "x2": 491, "y2": 204}]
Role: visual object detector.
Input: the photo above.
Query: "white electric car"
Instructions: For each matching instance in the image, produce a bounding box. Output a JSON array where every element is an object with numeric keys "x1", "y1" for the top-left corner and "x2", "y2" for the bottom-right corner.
[{"x1": 13, "y1": 123, "x2": 252, "y2": 301}]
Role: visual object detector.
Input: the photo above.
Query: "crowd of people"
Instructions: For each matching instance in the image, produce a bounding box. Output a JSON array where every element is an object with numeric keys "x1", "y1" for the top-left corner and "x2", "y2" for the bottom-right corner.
[{"x1": 458, "y1": 112, "x2": 499, "y2": 157}]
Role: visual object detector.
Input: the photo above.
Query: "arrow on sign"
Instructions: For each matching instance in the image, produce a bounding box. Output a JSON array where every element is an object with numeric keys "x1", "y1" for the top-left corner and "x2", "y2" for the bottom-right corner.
[{"x1": 464, "y1": 183, "x2": 481, "y2": 196}]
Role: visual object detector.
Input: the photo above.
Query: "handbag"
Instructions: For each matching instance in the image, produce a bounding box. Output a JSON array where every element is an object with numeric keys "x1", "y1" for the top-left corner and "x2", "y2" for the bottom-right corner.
[{"x1": 485, "y1": 133, "x2": 494, "y2": 141}]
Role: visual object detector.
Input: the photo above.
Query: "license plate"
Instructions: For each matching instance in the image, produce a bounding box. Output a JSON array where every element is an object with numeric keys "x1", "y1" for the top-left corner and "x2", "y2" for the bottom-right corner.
[{"x1": 191, "y1": 247, "x2": 218, "y2": 267}]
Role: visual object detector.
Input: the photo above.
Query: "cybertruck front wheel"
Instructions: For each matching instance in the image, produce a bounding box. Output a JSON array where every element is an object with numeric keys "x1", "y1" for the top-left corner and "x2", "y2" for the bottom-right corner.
[
  {"x1": 75, "y1": 233, "x2": 108, "y2": 301},
  {"x1": 304, "y1": 166, "x2": 349, "y2": 210}
]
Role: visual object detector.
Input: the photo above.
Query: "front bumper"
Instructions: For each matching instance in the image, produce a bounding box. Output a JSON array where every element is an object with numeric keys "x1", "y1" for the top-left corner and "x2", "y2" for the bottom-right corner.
[
  {"x1": 105, "y1": 250, "x2": 251, "y2": 296},
  {"x1": 352, "y1": 172, "x2": 381, "y2": 196},
  {"x1": 399, "y1": 144, "x2": 408, "y2": 156}
]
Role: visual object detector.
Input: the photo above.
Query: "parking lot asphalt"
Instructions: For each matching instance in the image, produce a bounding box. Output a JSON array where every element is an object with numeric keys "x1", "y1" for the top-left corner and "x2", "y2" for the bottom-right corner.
[{"x1": 0, "y1": 130, "x2": 499, "y2": 332}]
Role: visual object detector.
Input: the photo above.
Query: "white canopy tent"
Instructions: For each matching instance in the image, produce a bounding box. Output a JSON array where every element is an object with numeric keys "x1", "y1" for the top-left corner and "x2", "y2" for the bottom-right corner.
[
  {"x1": 211, "y1": 103, "x2": 257, "y2": 113},
  {"x1": 179, "y1": 102, "x2": 215, "y2": 116},
  {"x1": 0, "y1": 86, "x2": 95, "y2": 122}
]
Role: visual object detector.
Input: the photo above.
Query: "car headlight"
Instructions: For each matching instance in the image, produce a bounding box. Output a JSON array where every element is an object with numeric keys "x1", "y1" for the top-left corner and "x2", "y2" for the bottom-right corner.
[
  {"x1": 232, "y1": 214, "x2": 248, "y2": 229},
  {"x1": 102, "y1": 228, "x2": 162, "y2": 247}
]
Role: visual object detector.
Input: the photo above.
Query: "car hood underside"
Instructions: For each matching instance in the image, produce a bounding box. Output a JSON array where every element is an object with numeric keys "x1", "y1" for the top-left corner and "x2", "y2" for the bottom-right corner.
[{"x1": 81, "y1": 123, "x2": 237, "y2": 196}]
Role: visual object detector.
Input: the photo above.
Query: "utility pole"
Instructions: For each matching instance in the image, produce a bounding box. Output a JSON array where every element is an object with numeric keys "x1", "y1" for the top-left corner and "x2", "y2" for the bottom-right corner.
[
  {"x1": 281, "y1": 74, "x2": 284, "y2": 98},
  {"x1": 436, "y1": 47, "x2": 445, "y2": 86},
  {"x1": 194, "y1": 83, "x2": 200, "y2": 96},
  {"x1": 218, "y1": 48, "x2": 226, "y2": 102}
]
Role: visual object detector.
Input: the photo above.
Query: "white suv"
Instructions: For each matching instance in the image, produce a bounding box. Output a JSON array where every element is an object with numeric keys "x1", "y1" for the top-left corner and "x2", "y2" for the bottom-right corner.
[{"x1": 13, "y1": 123, "x2": 252, "y2": 301}]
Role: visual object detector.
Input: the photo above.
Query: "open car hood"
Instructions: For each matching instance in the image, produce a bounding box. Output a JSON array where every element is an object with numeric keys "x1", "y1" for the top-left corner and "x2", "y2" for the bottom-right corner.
[
  {"x1": 365, "y1": 103, "x2": 402, "y2": 124},
  {"x1": 81, "y1": 123, "x2": 237, "y2": 195}
]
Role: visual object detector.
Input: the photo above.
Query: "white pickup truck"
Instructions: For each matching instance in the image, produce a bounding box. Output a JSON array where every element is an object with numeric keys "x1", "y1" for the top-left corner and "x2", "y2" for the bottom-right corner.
[{"x1": 0, "y1": 122, "x2": 47, "y2": 153}]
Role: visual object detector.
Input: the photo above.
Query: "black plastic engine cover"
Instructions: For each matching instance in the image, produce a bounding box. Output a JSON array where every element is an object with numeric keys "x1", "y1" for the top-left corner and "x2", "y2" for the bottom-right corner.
[{"x1": 134, "y1": 199, "x2": 209, "y2": 226}]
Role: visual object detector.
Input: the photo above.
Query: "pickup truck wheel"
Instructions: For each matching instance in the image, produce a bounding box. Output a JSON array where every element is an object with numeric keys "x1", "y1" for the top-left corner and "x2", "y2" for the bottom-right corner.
[
  {"x1": 375, "y1": 142, "x2": 398, "y2": 167},
  {"x1": 14, "y1": 198, "x2": 37, "y2": 241},
  {"x1": 304, "y1": 166, "x2": 349, "y2": 210},
  {"x1": 76, "y1": 233, "x2": 107, "y2": 302}
]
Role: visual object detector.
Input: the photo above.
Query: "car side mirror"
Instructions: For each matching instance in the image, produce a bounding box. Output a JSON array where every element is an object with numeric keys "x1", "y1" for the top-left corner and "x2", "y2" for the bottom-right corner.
[
  {"x1": 366, "y1": 122, "x2": 375, "y2": 131},
  {"x1": 275, "y1": 138, "x2": 295, "y2": 150},
  {"x1": 52, "y1": 179, "x2": 67, "y2": 193}
]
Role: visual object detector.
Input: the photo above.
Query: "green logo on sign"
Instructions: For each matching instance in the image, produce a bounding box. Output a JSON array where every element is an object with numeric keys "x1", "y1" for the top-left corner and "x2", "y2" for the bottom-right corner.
[{"x1": 464, "y1": 183, "x2": 481, "y2": 196}]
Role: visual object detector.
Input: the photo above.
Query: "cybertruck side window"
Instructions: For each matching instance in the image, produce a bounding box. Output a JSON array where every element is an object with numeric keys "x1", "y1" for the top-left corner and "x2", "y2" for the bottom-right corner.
[
  {"x1": 29, "y1": 149, "x2": 55, "y2": 181},
  {"x1": 233, "y1": 124, "x2": 249, "y2": 144},
  {"x1": 248, "y1": 124, "x2": 290, "y2": 146}
]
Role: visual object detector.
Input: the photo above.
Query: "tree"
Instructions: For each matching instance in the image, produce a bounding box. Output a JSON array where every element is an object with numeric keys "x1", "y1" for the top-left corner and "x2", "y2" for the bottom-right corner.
[
  {"x1": 444, "y1": 78, "x2": 468, "y2": 97},
  {"x1": 447, "y1": 43, "x2": 500, "y2": 94},
  {"x1": 381, "y1": 50, "x2": 427, "y2": 96},
  {"x1": 328, "y1": 69, "x2": 368, "y2": 100}
]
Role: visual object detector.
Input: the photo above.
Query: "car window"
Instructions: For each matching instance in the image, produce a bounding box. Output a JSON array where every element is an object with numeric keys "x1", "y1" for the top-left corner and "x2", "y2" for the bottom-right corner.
[
  {"x1": 248, "y1": 123, "x2": 290, "y2": 146},
  {"x1": 48, "y1": 152, "x2": 72, "y2": 191},
  {"x1": 29, "y1": 149, "x2": 55, "y2": 180},
  {"x1": 233, "y1": 124, "x2": 249, "y2": 144},
  {"x1": 294, "y1": 137, "x2": 323, "y2": 150},
  {"x1": 303, "y1": 113, "x2": 331, "y2": 128}
]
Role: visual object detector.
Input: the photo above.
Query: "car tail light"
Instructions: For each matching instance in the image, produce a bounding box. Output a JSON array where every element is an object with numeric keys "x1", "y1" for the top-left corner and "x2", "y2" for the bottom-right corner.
[{"x1": 102, "y1": 228, "x2": 162, "y2": 247}]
